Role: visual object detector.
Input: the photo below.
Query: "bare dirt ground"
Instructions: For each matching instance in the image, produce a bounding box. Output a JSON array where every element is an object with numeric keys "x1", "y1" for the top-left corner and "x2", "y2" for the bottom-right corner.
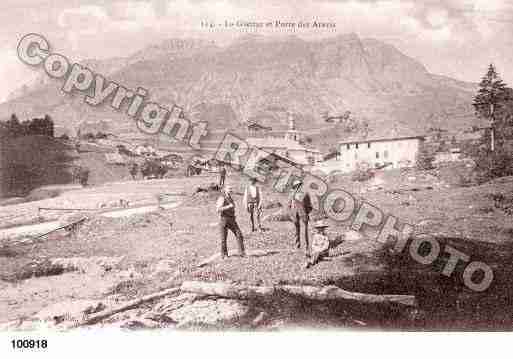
[{"x1": 2, "y1": 169, "x2": 513, "y2": 329}]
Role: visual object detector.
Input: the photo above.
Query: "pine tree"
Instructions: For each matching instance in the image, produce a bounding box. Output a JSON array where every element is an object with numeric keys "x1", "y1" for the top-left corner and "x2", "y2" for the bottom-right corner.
[
  {"x1": 473, "y1": 64, "x2": 510, "y2": 151},
  {"x1": 473, "y1": 64, "x2": 508, "y2": 118}
]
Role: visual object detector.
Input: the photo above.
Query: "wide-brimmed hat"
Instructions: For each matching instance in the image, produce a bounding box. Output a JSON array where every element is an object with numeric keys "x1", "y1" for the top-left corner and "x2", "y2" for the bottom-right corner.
[
  {"x1": 291, "y1": 179, "x2": 302, "y2": 189},
  {"x1": 313, "y1": 219, "x2": 329, "y2": 228}
]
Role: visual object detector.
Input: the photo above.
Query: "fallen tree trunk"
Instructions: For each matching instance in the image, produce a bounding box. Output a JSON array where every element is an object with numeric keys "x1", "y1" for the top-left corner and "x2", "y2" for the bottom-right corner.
[
  {"x1": 181, "y1": 281, "x2": 416, "y2": 307},
  {"x1": 181, "y1": 281, "x2": 274, "y2": 299},
  {"x1": 79, "y1": 287, "x2": 181, "y2": 326},
  {"x1": 280, "y1": 285, "x2": 416, "y2": 306}
]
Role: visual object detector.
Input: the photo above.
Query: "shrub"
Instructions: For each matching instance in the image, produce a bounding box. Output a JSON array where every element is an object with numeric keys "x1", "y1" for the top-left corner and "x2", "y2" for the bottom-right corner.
[
  {"x1": 73, "y1": 166, "x2": 90, "y2": 186},
  {"x1": 82, "y1": 133, "x2": 96, "y2": 141},
  {"x1": 472, "y1": 148, "x2": 513, "y2": 184},
  {"x1": 95, "y1": 132, "x2": 108, "y2": 139},
  {"x1": 416, "y1": 151, "x2": 435, "y2": 170},
  {"x1": 351, "y1": 168, "x2": 374, "y2": 182}
]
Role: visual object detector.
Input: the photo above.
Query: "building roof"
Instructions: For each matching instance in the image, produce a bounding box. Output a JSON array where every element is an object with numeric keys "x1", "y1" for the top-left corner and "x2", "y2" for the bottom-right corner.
[
  {"x1": 338, "y1": 128, "x2": 425, "y2": 145},
  {"x1": 247, "y1": 137, "x2": 321, "y2": 153},
  {"x1": 247, "y1": 122, "x2": 272, "y2": 131}
]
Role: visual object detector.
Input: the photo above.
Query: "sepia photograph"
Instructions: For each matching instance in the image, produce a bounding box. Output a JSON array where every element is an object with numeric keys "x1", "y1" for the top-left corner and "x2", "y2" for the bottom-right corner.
[{"x1": 1, "y1": 0, "x2": 513, "y2": 354}]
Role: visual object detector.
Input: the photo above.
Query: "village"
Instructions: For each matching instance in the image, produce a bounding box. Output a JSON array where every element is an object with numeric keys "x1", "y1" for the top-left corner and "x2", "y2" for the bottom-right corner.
[{"x1": 44, "y1": 111, "x2": 491, "y2": 184}]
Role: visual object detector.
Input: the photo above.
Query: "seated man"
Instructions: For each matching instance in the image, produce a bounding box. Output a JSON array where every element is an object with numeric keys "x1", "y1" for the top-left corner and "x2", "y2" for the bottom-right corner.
[{"x1": 305, "y1": 219, "x2": 331, "y2": 269}]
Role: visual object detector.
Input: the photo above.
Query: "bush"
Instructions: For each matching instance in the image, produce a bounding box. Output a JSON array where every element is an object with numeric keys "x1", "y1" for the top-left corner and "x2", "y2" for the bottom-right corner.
[
  {"x1": 72, "y1": 166, "x2": 90, "y2": 186},
  {"x1": 95, "y1": 132, "x2": 108, "y2": 139},
  {"x1": 82, "y1": 133, "x2": 96, "y2": 141},
  {"x1": 351, "y1": 163, "x2": 374, "y2": 182},
  {"x1": 416, "y1": 151, "x2": 435, "y2": 170},
  {"x1": 117, "y1": 145, "x2": 135, "y2": 157},
  {"x1": 472, "y1": 148, "x2": 513, "y2": 184}
]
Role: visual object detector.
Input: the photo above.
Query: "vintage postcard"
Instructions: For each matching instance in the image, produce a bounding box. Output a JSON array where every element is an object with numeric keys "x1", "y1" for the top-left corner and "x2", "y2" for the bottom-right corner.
[{"x1": 1, "y1": 0, "x2": 513, "y2": 353}]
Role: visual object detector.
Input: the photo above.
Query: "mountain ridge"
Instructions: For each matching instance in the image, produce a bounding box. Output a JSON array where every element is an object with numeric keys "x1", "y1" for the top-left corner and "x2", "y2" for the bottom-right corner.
[{"x1": 0, "y1": 34, "x2": 480, "y2": 148}]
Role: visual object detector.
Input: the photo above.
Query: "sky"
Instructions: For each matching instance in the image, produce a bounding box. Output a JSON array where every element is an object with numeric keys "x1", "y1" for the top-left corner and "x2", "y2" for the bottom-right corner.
[{"x1": 1, "y1": 0, "x2": 513, "y2": 102}]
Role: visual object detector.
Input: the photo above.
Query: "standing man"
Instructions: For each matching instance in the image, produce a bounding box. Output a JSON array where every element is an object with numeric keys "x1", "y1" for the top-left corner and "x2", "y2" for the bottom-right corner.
[
  {"x1": 129, "y1": 162, "x2": 138, "y2": 180},
  {"x1": 216, "y1": 185, "x2": 246, "y2": 259},
  {"x1": 243, "y1": 177, "x2": 263, "y2": 232},
  {"x1": 288, "y1": 179, "x2": 313, "y2": 257},
  {"x1": 218, "y1": 164, "x2": 227, "y2": 188}
]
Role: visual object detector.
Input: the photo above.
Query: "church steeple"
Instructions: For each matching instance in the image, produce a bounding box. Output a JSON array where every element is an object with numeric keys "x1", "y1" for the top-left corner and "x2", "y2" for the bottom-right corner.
[
  {"x1": 288, "y1": 112, "x2": 296, "y2": 131},
  {"x1": 285, "y1": 112, "x2": 301, "y2": 142}
]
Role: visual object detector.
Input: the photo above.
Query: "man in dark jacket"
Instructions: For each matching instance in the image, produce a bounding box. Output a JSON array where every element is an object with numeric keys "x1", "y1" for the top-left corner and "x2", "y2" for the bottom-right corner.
[
  {"x1": 288, "y1": 179, "x2": 313, "y2": 257},
  {"x1": 216, "y1": 184, "x2": 246, "y2": 259}
]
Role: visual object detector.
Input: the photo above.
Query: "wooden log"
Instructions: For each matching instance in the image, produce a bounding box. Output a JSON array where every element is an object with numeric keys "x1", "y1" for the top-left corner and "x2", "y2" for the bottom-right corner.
[
  {"x1": 181, "y1": 281, "x2": 274, "y2": 299},
  {"x1": 280, "y1": 285, "x2": 416, "y2": 306},
  {"x1": 79, "y1": 287, "x2": 181, "y2": 326},
  {"x1": 180, "y1": 281, "x2": 416, "y2": 307}
]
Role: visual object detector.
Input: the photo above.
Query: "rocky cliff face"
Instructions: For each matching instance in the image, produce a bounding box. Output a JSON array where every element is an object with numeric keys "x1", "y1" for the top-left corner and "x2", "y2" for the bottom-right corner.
[{"x1": 0, "y1": 34, "x2": 478, "y2": 143}]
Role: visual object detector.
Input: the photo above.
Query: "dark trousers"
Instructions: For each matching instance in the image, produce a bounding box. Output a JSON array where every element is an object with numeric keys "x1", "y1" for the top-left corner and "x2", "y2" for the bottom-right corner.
[
  {"x1": 247, "y1": 202, "x2": 261, "y2": 231},
  {"x1": 293, "y1": 213, "x2": 310, "y2": 253},
  {"x1": 219, "y1": 174, "x2": 225, "y2": 187},
  {"x1": 219, "y1": 216, "x2": 245, "y2": 256}
]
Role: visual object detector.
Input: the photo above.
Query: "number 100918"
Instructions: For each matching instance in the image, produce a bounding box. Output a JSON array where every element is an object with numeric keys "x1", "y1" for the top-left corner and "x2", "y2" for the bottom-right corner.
[{"x1": 11, "y1": 339, "x2": 47, "y2": 349}]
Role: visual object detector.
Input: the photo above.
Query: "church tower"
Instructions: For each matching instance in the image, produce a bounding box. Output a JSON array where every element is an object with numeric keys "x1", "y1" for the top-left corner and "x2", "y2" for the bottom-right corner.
[{"x1": 284, "y1": 112, "x2": 301, "y2": 142}]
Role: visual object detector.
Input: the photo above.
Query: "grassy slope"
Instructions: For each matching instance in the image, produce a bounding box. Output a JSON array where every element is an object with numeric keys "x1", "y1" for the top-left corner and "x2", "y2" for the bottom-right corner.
[{"x1": 0, "y1": 135, "x2": 130, "y2": 198}]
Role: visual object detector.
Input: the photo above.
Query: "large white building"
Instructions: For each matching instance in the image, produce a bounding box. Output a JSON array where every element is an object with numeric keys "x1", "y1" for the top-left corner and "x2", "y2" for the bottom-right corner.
[{"x1": 337, "y1": 135, "x2": 424, "y2": 172}]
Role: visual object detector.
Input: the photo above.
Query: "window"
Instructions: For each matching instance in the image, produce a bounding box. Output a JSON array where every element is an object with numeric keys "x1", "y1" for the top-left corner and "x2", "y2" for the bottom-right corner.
[
  {"x1": 346, "y1": 144, "x2": 350, "y2": 150},
  {"x1": 368, "y1": 143, "x2": 371, "y2": 148},
  {"x1": 384, "y1": 150, "x2": 389, "y2": 158},
  {"x1": 355, "y1": 143, "x2": 359, "y2": 149},
  {"x1": 376, "y1": 152, "x2": 379, "y2": 159}
]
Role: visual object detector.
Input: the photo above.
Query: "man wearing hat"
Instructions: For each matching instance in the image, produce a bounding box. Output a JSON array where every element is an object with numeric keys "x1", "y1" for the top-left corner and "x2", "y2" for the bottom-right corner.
[
  {"x1": 243, "y1": 177, "x2": 263, "y2": 232},
  {"x1": 216, "y1": 184, "x2": 246, "y2": 259},
  {"x1": 288, "y1": 179, "x2": 313, "y2": 256},
  {"x1": 218, "y1": 164, "x2": 227, "y2": 188},
  {"x1": 305, "y1": 219, "x2": 331, "y2": 268}
]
